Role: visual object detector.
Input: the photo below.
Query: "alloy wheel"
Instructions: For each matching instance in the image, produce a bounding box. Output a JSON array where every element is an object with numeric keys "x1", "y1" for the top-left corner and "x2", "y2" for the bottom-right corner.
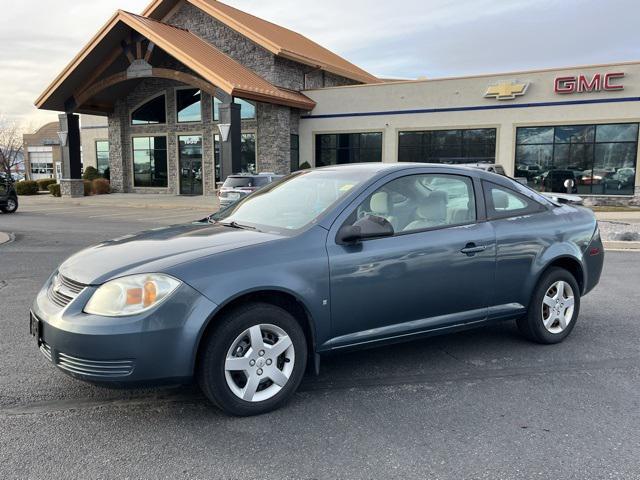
[
  {"x1": 6, "y1": 198, "x2": 17, "y2": 212},
  {"x1": 541, "y1": 280, "x2": 575, "y2": 334},
  {"x1": 224, "y1": 324, "x2": 295, "y2": 402}
]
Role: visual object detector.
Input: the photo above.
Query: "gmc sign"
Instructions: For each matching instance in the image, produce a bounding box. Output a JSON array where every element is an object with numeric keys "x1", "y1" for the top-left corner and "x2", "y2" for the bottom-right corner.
[{"x1": 555, "y1": 72, "x2": 625, "y2": 94}]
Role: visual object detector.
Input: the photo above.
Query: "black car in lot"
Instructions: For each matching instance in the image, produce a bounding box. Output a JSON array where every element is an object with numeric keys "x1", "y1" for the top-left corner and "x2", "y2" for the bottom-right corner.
[{"x1": 0, "y1": 173, "x2": 18, "y2": 214}]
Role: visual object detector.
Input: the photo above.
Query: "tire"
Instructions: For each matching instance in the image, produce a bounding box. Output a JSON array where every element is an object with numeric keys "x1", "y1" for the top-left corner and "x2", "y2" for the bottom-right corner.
[
  {"x1": 197, "y1": 302, "x2": 307, "y2": 416},
  {"x1": 0, "y1": 196, "x2": 18, "y2": 214},
  {"x1": 517, "y1": 267, "x2": 581, "y2": 344}
]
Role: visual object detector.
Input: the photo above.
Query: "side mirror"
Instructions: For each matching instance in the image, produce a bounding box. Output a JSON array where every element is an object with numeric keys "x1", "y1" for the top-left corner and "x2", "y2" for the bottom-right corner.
[{"x1": 337, "y1": 215, "x2": 395, "y2": 244}]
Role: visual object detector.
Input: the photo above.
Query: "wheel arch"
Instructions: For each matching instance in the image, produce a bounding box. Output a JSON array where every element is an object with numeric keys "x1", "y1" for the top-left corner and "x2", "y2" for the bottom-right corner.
[
  {"x1": 535, "y1": 255, "x2": 585, "y2": 295},
  {"x1": 192, "y1": 288, "x2": 318, "y2": 376}
]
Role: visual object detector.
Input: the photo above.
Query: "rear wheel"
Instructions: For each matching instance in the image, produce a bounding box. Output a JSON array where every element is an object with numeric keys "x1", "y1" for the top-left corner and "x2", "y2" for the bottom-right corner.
[
  {"x1": 517, "y1": 267, "x2": 580, "y2": 344},
  {"x1": 1, "y1": 196, "x2": 18, "y2": 214},
  {"x1": 197, "y1": 303, "x2": 307, "y2": 416}
]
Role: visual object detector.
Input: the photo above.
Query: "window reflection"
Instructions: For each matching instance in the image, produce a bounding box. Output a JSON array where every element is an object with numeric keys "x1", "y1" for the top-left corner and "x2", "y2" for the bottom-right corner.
[
  {"x1": 316, "y1": 133, "x2": 383, "y2": 166},
  {"x1": 398, "y1": 128, "x2": 496, "y2": 164},
  {"x1": 177, "y1": 89, "x2": 202, "y2": 123},
  {"x1": 132, "y1": 95, "x2": 166, "y2": 125},
  {"x1": 515, "y1": 123, "x2": 638, "y2": 195},
  {"x1": 133, "y1": 136, "x2": 167, "y2": 188}
]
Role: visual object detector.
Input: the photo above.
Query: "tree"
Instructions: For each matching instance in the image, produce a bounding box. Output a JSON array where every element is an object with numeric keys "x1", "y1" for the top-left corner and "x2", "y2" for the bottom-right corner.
[{"x1": 0, "y1": 116, "x2": 24, "y2": 177}]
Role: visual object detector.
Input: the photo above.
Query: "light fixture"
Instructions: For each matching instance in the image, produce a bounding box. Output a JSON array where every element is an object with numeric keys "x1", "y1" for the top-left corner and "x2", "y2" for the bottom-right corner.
[
  {"x1": 217, "y1": 123, "x2": 231, "y2": 142},
  {"x1": 57, "y1": 131, "x2": 68, "y2": 146}
]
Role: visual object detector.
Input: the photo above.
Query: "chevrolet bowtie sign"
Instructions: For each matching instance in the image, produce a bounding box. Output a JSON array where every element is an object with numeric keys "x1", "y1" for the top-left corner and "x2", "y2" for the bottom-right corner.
[{"x1": 484, "y1": 81, "x2": 529, "y2": 100}]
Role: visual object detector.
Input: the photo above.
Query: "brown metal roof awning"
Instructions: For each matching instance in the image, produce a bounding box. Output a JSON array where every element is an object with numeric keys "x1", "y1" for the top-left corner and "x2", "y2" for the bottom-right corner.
[
  {"x1": 35, "y1": 11, "x2": 316, "y2": 113},
  {"x1": 143, "y1": 0, "x2": 381, "y2": 85}
]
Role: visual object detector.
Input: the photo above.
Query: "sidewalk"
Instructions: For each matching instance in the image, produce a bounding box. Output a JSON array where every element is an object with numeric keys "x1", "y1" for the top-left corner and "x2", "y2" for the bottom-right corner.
[{"x1": 18, "y1": 193, "x2": 219, "y2": 212}]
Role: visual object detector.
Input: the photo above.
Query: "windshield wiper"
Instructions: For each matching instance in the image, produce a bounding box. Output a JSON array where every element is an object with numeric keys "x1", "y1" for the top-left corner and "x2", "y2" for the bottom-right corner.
[{"x1": 218, "y1": 221, "x2": 256, "y2": 231}]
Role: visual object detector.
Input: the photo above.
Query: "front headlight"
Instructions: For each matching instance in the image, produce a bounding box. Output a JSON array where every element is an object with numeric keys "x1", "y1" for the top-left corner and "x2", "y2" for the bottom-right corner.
[{"x1": 84, "y1": 274, "x2": 181, "y2": 317}]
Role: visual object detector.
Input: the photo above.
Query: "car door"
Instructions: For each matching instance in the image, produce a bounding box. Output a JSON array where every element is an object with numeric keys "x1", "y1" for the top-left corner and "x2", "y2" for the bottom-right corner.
[
  {"x1": 325, "y1": 170, "x2": 496, "y2": 349},
  {"x1": 482, "y1": 180, "x2": 553, "y2": 317}
]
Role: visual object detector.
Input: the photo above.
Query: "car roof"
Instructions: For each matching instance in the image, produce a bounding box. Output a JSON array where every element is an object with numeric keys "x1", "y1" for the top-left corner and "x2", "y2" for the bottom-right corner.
[{"x1": 314, "y1": 162, "x2": 502, "y2": 180}]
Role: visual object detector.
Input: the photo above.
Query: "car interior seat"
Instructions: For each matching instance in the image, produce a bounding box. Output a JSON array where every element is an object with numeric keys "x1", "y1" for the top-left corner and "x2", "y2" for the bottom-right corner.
[
  {"x1": 403, "y1": 190, "x2": 448, "y2": 231},
  {"x1": 369, "y1": 191, "x2": 397, "y2": 230}
]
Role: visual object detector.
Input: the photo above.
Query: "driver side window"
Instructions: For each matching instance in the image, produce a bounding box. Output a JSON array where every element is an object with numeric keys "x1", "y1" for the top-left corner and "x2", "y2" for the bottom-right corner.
[{"x1": 344, "y1": 173, "x2": 477, "y2": 234}]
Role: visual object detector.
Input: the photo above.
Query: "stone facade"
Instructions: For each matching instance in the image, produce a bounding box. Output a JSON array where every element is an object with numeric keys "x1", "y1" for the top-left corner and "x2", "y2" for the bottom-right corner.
[
  {"x1": 59, "y1": 179, "x2": 84, "y2": 198},
  {"x1": 104, "y1": 1, "x2": 360, "y2": 195}
]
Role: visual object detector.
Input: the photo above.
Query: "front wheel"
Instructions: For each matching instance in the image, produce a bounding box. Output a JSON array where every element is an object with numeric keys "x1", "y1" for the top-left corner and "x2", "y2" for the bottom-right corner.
[
  {"x1": 1, "y1": 196, "x2": 18, "y2": 214},
  {"x1": 517, "y1": 267, "x2": 581, "y2": 344},
  {"x1": 197, "y1": 303, "x2": 307, "y2": 416}
]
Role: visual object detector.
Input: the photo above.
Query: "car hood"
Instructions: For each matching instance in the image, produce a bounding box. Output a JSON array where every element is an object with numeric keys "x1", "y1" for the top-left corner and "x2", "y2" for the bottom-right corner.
[{"x1": 58, "y1": 222, "x2": 283, "y2": 285}]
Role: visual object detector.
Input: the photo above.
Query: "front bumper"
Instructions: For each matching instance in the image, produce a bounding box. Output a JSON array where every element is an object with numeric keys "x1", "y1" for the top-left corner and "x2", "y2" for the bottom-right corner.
[{"x1": 31, "y1": 278, "x2": 218, "y2": 384}]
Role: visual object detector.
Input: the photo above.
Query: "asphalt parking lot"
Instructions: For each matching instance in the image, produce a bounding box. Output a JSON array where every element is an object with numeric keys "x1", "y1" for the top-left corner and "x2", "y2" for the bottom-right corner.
[{"x1": 1, "y1": 201, "x2": 640, "y2": 479}]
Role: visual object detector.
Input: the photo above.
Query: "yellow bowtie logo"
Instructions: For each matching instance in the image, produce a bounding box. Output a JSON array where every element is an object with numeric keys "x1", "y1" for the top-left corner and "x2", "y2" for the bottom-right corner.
[{"x1": 484, "y1": 81, "x2": 529, "y2": 100}]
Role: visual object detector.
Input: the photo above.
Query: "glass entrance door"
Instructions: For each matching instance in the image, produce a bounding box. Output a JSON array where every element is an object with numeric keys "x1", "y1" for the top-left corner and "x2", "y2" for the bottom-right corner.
[{"x1": 179, "y1": 135, "x2": 203, "y2": 195}]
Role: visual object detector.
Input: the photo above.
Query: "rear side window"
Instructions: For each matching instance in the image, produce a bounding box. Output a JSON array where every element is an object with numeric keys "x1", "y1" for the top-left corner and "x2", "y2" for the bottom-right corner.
[
  {"x1": 483, "y1": 181, "x2": 546, "y2": 219},
  {"x1": 224, "y1": 177, "x2": 253, "y2": 188}
]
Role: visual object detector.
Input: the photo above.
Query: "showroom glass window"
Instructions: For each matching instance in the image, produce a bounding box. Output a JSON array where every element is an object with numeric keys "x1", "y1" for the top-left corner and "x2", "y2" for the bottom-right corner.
[
  {"x1": 290, "y1": 134, "x2": 300, "y2": 172},
  {"x1": 177, "y1": 88, "x2": 202, "y2": 123},
  {"x1": 315, "y1": 132, "x2": 383, "y2": 166},
  {"x1": 241, "y1": 133, "x2": 257, "y2": 173},
  {"x1": 95, "y1": 140, "x2": 109, "y2": 175},
  {"x1": 213, "y1": 97, "x2": 256, "y2": 121},
  {"x1": 131, "y1": 95, "x2": 166, "y2": 125},
  {"x1": 515, "y1": 123, "x2": 638, "y2": 195},
  {"x1": 132, "y1": 136, "x2": 168, "y2": 187},
  {"x1": 398, "y1": 128, "x2": 496, "y2": 164}
]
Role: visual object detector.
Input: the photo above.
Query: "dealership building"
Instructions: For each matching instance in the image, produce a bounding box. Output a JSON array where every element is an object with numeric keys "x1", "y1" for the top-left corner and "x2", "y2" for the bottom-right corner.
[{"x1": 36, "y1": 0, "x2": 640, "y2": 203}]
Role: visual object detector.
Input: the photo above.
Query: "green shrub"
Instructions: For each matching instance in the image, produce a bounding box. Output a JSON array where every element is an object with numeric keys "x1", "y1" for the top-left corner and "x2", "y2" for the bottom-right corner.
[
  {"x1": 299, "y1": 161, "x2": 312, "y2": 170},
  {"x1": 83, "y1": 180, "x2": 93, "y2": 196},
  {"x1": 36, "y1": 178, "x2": 57, "y2": 191},
  {"x1": 92, "y1": 178, "x2": 111, "y2": 195},
  {"x1": 48, "y1": 183, "x2": 61, "y2": 197},
  {"x1": 15, "y1": 180, "x2": 39, "y2": 196},
  {"x1": 82, "y1": 166, "x2": 101, "y2": 181}
]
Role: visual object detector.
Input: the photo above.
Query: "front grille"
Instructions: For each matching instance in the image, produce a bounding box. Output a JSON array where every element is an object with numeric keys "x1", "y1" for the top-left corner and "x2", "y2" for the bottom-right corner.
[
  {"x1": 39, "y1": 342, "x2": 53, "y2": 362},
  {"x1": 47, "y1": 274, "x2": 87, "y2": 308},
  {"x1": 58, "y1": 275, "x2": 86, "y2": 295},
  {"x1": 40, "y1": 341, "x2": 134, "y2": 378}
]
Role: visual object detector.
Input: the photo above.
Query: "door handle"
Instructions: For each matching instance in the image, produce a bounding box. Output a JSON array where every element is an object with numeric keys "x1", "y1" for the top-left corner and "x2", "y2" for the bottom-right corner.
[{"x1": 460, "y1": 243, "x2": 487, "y2": 256}]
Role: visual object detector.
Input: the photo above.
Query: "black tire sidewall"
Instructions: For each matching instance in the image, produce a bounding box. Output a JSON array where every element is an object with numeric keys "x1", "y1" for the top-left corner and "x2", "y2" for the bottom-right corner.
[
  {"x1": 2, "y1": 196, "x2": 18, "y2": 213},
  {"x1": 198, "y1": 303, "x2": 307, "y2": 416},
  {"x1": 525, "y1": 267, "x2": 581, "y2": 344}
]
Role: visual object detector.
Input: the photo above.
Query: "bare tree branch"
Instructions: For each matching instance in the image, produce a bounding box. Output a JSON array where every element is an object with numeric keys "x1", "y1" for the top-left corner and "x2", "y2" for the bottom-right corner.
[{"x1": 0, "y1": 115, "x2": 26, "y2": 177}]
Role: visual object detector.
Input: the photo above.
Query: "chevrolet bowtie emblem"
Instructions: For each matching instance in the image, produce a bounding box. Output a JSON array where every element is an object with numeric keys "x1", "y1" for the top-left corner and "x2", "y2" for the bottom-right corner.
[{"x1": 484, "y1": 81, "x2": 529, "y2": 100}]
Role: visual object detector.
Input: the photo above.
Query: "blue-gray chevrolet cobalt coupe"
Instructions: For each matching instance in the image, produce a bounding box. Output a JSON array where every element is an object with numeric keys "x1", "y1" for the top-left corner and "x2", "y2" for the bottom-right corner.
[{"x1": 31, "y1": 164, "x2": 604, "y2": 416}]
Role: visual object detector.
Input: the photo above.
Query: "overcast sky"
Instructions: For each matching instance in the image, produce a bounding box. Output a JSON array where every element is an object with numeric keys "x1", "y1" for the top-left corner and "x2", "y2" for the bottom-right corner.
[{"x1": 2, "y1": 0, "x2": 639, "y2": 127}]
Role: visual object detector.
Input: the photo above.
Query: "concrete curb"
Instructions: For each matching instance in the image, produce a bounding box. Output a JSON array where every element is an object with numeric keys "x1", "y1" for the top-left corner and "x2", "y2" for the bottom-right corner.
[
  {"x1": 604, "y1": 240, "x2": 640, "y2": 252},
  {"x1": 0, "y1": 232, "x2": 11, "y2": 246}
]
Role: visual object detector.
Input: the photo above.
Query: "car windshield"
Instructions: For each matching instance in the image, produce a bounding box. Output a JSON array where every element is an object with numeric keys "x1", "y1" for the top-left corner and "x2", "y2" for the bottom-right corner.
[{"x1": 212, "y1": 169, "x2": 373, "y2": 232}]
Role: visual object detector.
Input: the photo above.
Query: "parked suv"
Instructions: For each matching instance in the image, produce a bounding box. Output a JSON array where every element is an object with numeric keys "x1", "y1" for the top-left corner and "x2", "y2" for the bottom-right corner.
[
  {"x1": 218, "y1": 173, "x2": 283, "y2": 209},
  {"x1": 0, "y1": 173, "x2": 18, "y2": 214}
]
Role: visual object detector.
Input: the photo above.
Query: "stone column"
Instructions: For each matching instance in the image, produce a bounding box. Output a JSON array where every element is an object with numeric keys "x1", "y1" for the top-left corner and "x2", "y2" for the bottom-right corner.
[
  {"x1": 58, "y1": 113, "x2": 84, "y2": 197},
  {"x1": 219, "y1": 102, "x2": 241, "y2": 180}
]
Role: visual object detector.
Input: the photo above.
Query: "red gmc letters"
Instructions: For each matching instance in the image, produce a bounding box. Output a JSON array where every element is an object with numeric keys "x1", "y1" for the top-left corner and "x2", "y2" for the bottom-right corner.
[{"x1": 554, "y1": 72, "x2": 625, "y2": 94}]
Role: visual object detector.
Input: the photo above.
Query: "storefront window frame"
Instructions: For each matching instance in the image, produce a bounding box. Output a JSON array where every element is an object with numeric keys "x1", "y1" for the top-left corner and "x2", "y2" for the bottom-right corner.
[
  {"x1": 315, "y1": 132, "x2": 383, "y2": 167},
  {"x1": 130, "y1": 93, "x2": 167, "y2": 126},
  {"x1": 131, "y1": 135, "x2": 168, "y2": 188},
  {"x1": 515, "y1": 122, "x2": 639, "y2": 196},
  {"x1": 398, "y1": 128, "x2": 497, "y2": 164}
]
